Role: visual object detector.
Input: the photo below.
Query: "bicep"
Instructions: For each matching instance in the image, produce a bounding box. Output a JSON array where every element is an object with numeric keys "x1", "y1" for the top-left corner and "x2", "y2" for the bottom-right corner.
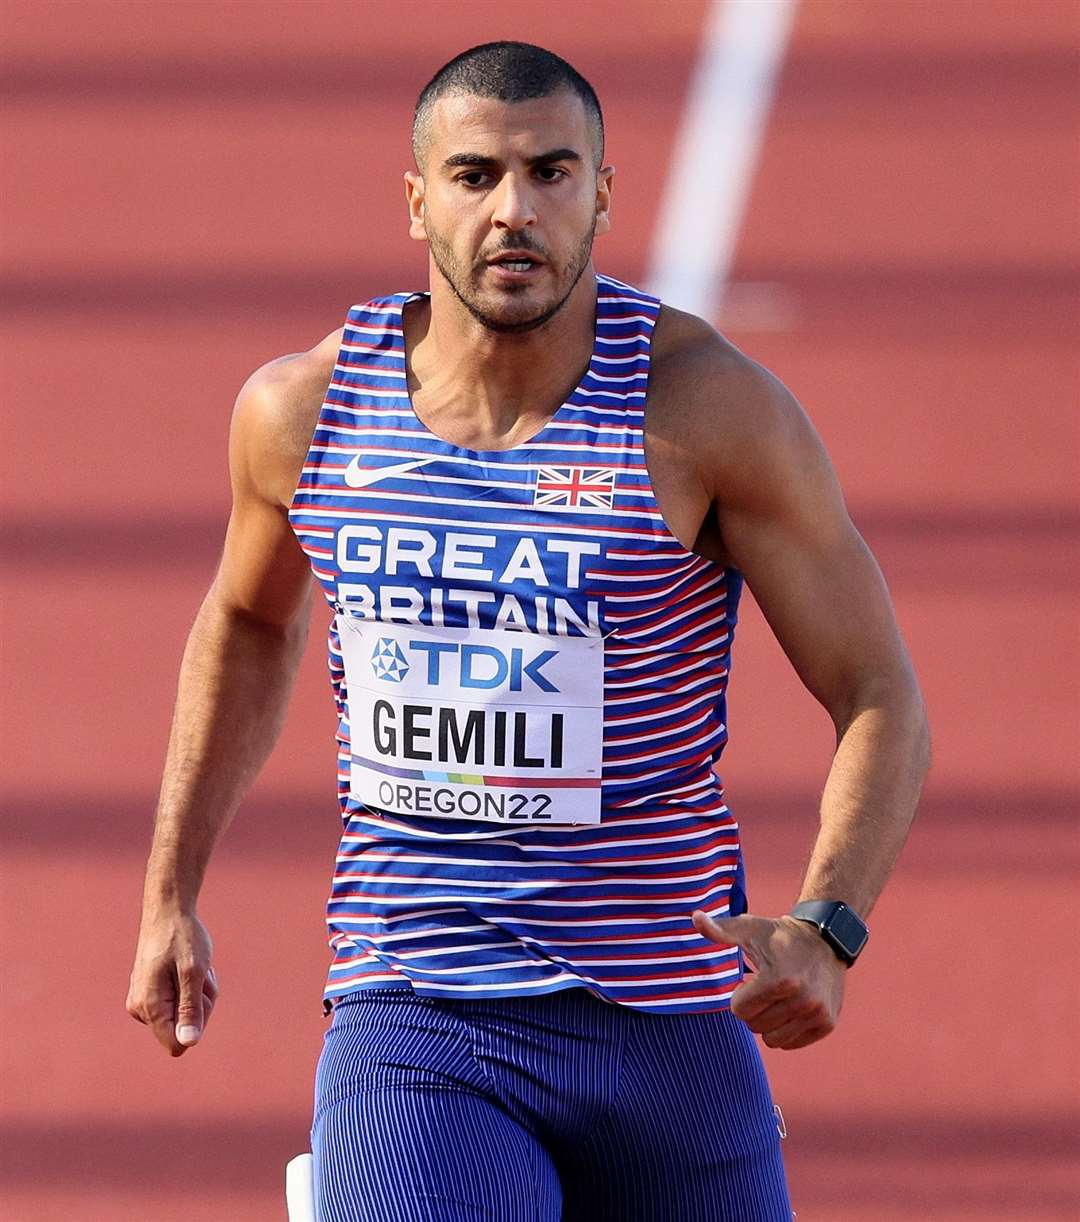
[
  {"x1": 713, "y1": 375, "x2": 912, "y2": 725},
  {"x1": 210, "y1": 371, "x2": 314, "y2": 629},
  {"x1": 213, "y1": 495, "x2": 313, "y2": 629}
]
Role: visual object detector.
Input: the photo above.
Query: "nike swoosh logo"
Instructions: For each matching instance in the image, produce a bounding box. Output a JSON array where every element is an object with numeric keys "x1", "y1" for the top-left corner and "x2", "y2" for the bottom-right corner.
[{"x1": 343, "y1": 456, "x2": 435, "y2": 489}]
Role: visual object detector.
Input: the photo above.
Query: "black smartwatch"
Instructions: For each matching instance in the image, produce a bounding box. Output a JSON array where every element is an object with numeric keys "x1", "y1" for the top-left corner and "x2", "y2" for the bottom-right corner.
[{"x1": 789, "y1": 901, "x2": 869, "y2": 967}]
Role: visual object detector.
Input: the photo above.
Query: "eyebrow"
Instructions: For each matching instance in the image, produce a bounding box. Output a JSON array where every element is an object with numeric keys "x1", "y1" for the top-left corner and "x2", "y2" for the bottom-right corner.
[{"x1": 442, "y1": 147, "x2": 582, "y2": 170}]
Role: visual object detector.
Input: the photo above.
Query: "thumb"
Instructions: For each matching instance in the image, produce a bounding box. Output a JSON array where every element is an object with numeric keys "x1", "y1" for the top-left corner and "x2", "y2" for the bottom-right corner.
[
  {"x1": 175, "y1": 967, "x2": 205, "y2": 1047},
  {"x1": 692, "y1": 910, "x2": 768, "y2": 969},
  {"x1": 692, "y1": 909, "x2": 759, "y2": 947}
]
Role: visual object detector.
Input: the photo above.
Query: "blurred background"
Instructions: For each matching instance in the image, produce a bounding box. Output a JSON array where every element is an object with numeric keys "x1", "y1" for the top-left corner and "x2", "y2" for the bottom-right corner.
[{"x1": 2, "y1": 1, "x2": 1077, "y2": 1219}]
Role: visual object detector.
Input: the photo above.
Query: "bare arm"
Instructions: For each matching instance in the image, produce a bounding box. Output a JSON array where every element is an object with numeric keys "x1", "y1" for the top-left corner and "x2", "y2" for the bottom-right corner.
[
  {"x1": 651, "y1": 313, "x2": 930, "y2": 1048},
  {"x1": 710, "y1": 360, "x2": 930, "y2": 918},
  {"x1": 126, "y1": 350, "x2": 328, "y2": 1056}
]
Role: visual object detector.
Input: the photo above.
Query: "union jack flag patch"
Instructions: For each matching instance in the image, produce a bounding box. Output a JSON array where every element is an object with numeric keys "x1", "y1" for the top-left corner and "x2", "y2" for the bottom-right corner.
[{"x1": 532, "y1": 465, "x2": 618, "y2": 510}]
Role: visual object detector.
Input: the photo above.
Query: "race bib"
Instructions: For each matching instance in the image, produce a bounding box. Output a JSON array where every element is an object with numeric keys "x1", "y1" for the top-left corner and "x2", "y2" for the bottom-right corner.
[{"x1": 337, "y1": 615, "x2": 604, "y2": 824}]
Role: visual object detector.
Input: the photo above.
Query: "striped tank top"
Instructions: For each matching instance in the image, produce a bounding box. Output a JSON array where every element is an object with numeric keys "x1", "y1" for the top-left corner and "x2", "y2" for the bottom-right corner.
[{"x1": 288, "y1": 273, "x2": 748, "y2": 1015}]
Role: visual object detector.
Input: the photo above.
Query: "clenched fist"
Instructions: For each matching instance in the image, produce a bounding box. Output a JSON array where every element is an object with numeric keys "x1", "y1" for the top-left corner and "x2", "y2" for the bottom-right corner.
[
  {"x1": 692, "y1": 910, "x2": 846, "y2": 1050},
  {"x1": 126, "y1": 908, "x2": 219, "y2": 1057}
]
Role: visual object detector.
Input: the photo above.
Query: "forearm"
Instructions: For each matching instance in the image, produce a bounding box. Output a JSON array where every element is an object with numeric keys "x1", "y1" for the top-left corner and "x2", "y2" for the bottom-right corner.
[
  {"x1": 797, "y1": 678, "x2": 930, "y2": 917},
  {"x1": 142, "y1": 584, "x2": 309, "y2": 912}
]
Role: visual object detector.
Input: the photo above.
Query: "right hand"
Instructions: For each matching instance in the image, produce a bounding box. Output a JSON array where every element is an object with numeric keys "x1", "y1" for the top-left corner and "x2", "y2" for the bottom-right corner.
[{"x1": 126, "y1": 908, "x2": 219, "y2": 1057}]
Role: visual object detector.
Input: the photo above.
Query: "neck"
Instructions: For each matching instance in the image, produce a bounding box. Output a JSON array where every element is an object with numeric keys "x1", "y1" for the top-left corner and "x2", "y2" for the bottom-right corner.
[{"x1": 404, "y1": 263, "x2": 598, "y2": 448}]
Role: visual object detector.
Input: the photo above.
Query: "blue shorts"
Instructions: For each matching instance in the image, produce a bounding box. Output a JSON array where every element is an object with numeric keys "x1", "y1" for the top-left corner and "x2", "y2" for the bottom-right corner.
[{"x1": 311, "y1": 985, "x2": 792, "y2": 1221}]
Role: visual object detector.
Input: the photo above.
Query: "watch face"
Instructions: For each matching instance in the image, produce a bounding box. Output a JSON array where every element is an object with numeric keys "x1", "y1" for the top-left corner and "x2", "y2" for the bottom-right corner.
[{"x1": 828, "y1": 905, "x2": 869, "y2": 957}]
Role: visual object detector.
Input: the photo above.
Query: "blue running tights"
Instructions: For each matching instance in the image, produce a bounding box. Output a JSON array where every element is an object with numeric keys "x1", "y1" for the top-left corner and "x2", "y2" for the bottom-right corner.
[{"x1": 311, "y1": 985, "x2": 792, "y2": 1221}]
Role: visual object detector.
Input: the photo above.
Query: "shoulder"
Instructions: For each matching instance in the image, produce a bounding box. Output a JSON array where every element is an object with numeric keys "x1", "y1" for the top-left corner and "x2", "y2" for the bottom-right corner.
[
  {"x1": 233, "y1": 325, "x2": 343, "y2": 456},
  {"x1": 650, "y1": 304, "x2": 798, "y2": 432},
  {"x1": 229, "y1": 324, "x2": 344, "y2": 507},
  {"x1": 648, "y1": 304, "x2": 821, "y2": 502}
]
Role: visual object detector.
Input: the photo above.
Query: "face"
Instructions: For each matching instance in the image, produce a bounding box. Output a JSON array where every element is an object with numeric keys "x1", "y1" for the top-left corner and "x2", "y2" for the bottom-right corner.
[{"x1": 405, "y1": 91, "x2": 613, "y2": 334}]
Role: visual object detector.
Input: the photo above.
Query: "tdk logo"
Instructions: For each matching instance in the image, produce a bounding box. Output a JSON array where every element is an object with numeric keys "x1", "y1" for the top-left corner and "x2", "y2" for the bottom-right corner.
[
  {"x1": 410, "y1": 640, "x2": 559, "y2": 692},
  {"x1": 370, "y1": 638, "x2": 410, "y2": 682}
]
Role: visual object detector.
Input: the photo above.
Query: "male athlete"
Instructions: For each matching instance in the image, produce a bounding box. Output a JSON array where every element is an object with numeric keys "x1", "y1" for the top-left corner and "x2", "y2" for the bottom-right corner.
[{"x1": 127, "y1": 42, "x2": 929, "y2": 1222}]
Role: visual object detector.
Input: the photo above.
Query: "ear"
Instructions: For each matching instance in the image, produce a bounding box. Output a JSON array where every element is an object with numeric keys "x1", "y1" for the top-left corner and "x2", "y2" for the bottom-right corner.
[
  {"x1": 404, "y1": 170, "x2": 427, "y2": 240},
  {"x1": 593, "y1": 165, "x2": 615, "y2": 236}
]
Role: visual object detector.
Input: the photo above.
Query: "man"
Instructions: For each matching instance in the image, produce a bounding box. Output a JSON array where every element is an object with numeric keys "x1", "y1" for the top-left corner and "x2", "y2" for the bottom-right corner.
[{"x1": 127, "y1": 42, "x2": 929, "y2": 1222}]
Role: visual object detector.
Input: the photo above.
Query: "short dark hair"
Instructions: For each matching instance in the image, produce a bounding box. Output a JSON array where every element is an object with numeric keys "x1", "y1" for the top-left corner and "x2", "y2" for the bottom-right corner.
[{"x1": 412, "y1": 41, "x2": 604, "y2": 170}]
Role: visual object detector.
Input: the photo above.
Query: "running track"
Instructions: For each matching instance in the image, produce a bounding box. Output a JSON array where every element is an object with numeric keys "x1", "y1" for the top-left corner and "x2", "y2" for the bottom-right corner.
[{"x1": 2, "y1": 3, "x2": 1077, "y2": 1218}]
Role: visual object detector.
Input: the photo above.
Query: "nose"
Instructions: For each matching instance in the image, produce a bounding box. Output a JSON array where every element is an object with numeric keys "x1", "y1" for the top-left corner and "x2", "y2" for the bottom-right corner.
[{"x1": 490, "y1": 173, "x2": 537, "y2": 230}]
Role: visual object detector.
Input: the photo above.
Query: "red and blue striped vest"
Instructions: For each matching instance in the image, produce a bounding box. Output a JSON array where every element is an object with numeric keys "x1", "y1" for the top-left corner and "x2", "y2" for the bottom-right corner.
[{"x1": 288, "y1": 274, "x2": 747, "y2": 1014}]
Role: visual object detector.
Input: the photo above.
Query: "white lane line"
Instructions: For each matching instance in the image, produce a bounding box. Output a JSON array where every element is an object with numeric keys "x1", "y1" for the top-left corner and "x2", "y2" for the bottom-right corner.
[{"x1": 646, "y1": 0, "x2": 799, "y2": 319}]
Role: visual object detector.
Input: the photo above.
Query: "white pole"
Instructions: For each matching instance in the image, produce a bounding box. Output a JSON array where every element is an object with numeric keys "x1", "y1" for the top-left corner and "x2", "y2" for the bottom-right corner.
[{"x1": 646, "y1": 0, "x2": 799, "y2": 318}]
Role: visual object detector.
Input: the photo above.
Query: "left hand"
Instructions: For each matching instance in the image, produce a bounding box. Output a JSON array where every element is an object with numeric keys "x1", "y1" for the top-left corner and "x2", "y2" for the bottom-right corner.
[{"x1": 692, "y1": 910, "x2": 847, "y2": 1050}]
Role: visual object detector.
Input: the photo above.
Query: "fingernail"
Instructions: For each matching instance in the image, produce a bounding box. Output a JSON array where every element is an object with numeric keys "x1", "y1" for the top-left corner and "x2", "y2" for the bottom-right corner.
[{"x1": 177, "y1": 1025, "x2": 200, "y2": 1044}]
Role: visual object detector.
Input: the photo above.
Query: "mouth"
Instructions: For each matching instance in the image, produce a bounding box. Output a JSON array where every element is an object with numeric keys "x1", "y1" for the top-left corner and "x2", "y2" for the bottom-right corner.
[{"x1": 486, "y1": 251, "x2": 545, "y2": 279}]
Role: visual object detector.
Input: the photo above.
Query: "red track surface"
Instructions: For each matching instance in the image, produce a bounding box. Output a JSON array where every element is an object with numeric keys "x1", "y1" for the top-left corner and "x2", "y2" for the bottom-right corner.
[{"x1": 2, "y1": 3, "x2": 1077, "y2": 1219}]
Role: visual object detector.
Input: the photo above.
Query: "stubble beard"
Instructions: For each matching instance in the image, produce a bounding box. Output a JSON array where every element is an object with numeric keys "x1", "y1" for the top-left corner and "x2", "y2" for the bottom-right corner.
[{"x1": 426, "y1": 223, "x2": 596, "y2": 336}]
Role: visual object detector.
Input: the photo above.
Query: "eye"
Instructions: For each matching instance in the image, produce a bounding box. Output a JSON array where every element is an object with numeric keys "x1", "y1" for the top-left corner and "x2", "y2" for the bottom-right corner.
[
  {"x1": 535, "y1": 166, "x2": 566, "y2": 182},
  {"x1": 457, "y1": 171, "x2": 491, "y2": 188}
]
